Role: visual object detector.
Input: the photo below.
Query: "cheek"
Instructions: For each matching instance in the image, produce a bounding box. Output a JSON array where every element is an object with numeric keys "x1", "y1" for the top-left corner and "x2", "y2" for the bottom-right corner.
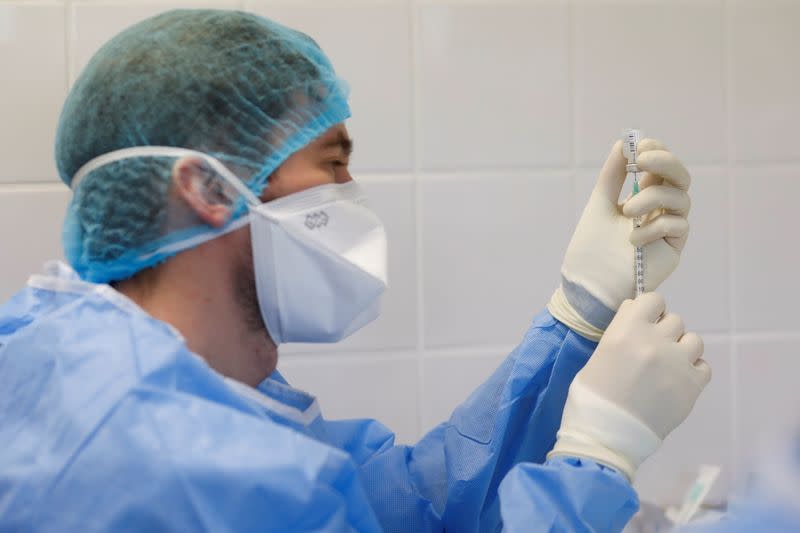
[
  {"x1": 285, "y1": 171, "x2": 333, "y2": 195},
  {"x1": 264, "y1": 162, "x2": 334, "y2": 200}
]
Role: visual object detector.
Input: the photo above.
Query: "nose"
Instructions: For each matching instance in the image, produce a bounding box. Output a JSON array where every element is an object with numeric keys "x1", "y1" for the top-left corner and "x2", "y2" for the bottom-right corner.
[{"x1": 336, "y1": 168, "x2": 353, "y2": 184}]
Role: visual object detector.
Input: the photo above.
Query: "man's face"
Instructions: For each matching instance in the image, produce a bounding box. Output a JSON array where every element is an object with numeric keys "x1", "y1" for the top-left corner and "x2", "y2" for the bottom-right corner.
[
  {"x1": 231, "y1": 123, "x2": 355, "y2": 337},
  {"x1": 261, "y1": 123, "x2": 354, "y2": 202}
]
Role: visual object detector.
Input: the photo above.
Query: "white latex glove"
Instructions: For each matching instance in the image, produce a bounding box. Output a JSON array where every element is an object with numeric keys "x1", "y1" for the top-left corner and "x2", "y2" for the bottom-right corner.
[
  {"x1": 548, "y1": 139, "x2": 691, "y2": 340},
  {"x1": 548, "y1": 293, "x2": 711, "y2": 481}
]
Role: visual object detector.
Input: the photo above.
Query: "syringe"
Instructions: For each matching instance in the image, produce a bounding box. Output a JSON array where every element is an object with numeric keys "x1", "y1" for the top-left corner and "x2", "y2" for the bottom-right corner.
[{"x1": 623, "y1": 129, "x2": 644, "y2": 298}]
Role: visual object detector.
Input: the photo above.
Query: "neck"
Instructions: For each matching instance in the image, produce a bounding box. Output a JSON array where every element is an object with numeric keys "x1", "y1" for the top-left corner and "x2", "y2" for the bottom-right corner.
[{"x1": 115, "y1": 238, "x2": 277, "y2": 387}]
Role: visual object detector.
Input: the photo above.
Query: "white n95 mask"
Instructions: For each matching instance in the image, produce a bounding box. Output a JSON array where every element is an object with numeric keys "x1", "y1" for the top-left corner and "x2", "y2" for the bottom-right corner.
[
  {"x1": 69, "y1": 146, "x2": 388, "y2": 346},
  {"x1": 249, "y1": 181, "x2": 388, "y2": 345}
]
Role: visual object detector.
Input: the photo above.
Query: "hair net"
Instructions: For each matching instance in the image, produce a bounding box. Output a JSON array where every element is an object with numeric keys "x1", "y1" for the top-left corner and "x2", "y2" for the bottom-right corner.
[{"x1": 55, "y1": 9, "x2": 350, "y2": 283}]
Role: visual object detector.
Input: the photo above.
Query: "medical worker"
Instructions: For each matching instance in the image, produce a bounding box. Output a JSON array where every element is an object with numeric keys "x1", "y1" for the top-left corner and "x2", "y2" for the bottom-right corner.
[{"x1": 0, "y1": 9, "x2": 710, "y2": 532}]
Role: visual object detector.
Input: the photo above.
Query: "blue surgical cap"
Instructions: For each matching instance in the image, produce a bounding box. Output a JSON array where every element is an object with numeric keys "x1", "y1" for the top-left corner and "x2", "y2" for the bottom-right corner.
[{"x1": 55, "y1": 9, "x2": 351, "y2": 283}]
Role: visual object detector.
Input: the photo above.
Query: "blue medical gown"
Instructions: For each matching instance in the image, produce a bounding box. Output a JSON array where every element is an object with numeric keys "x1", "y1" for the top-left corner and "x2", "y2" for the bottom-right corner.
[{"x1": 0, "y1": 263, "x2": 637, "y2": 531}]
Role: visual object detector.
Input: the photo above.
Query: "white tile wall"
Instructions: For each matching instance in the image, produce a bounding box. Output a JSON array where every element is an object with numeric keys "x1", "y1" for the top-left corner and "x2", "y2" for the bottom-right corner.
[
  {"x1": 733, "y1": 167, "x2": 799, "y2": 332},
  {"x1": 416, "y1": 2, "x2": 571, "y2": 170},
  {"x1": 0, "y1": 3, "x2": 66, "y2": 183},
  {"x1": 573, "y1": 0, "x2": 726, "y2": 167},
  {"x1": 0, "y1": 185, "x2": 70, "y2": 301},
  {"x1": 2, "y1": 0, "x2": 800, "y2": 511},
  {"x1": 729, "y1": 0, "x2": 800, "y2": 163},
  {"x1": 421, "y1": 172, "x2": 571, "y2": 347},
  {"x1": 736, "y1": 337, "x2": 800, "y2": 467}
]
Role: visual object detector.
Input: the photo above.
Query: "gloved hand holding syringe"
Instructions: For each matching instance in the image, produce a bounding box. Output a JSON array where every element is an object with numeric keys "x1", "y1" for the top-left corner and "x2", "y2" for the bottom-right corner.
[
  {"x1": 548, "y1": 130, "x2": 708, "y2": 483},
  {"x1": 548, "y1": 130, "x2": 693, "y2": 340},
  {"x1": 624, "y1": 128, "x2": 645, "y2": 297}
]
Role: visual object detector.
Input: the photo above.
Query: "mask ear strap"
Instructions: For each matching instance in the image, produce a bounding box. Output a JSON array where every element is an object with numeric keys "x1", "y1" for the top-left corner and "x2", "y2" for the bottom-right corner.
[{"x1": 70, "y1": 146, "x2": 262, "y2": 206}]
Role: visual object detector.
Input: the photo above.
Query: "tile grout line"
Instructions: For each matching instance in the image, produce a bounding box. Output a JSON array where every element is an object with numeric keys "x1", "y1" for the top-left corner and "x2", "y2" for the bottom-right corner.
[
  {"x1": 415, "y1": 168, "x2": 574, "y2": 180},
  {"x1": 729, "y1": 331, "x2": 800, "y2": 341},
  {"x1": 0, "y1": 183, "x2": 69, "y2": 193},
  {"x1": 64, "y1": 0, "x2": 72, "y2": 92},
  {"x1": 283, "y1": 344, "x2": 525, "y2": 360},
  {"x1": 722, "y1": 0, "x2": 741, "y2": 488},
  {"x1": 273, "y1": 334, "x2": 800, "y2": 359},
  {"x1": 409, "y1": 0, "x2": 426, "y2": 441}
]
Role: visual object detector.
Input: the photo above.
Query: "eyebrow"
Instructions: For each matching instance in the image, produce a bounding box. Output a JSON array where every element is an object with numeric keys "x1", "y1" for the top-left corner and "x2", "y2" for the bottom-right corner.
[{"x1": 321, "y1": 132, "x2": 354, "y2": 157}]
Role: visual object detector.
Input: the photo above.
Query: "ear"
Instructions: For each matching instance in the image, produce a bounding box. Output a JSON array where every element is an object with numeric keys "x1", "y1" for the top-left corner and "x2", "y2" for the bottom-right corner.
[{"x1": 172, "y1": 156, "x2": 232, "y2": 228}]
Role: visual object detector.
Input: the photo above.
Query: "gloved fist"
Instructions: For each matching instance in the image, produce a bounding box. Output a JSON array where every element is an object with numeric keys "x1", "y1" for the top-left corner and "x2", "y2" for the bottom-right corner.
[
  {"x1": 548, "y1": 293, "x2": 711, "y2": 481},
  {"x1": 548, "y1": 139, "x2": 691, "y2": 340}
]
